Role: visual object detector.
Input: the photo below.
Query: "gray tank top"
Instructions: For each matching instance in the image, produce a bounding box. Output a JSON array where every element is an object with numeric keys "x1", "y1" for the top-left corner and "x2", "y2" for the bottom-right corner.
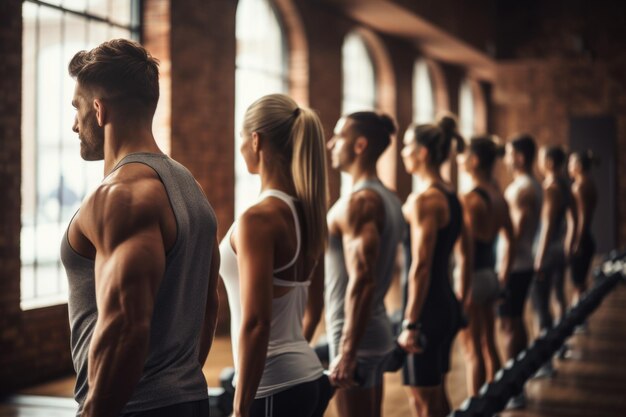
[
  {"x1": 61, "y1": 153, "x2": 217, "y2": 414},
  {"x1": 325, "y1": 178, "x2": 405, "y2": 359}
]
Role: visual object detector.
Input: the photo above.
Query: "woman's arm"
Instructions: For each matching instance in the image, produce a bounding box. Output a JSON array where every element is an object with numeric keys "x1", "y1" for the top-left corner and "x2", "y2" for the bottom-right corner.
[
  {"x1": 233, "y1": 210, "x2": 275, "y2": 417},
  {"x1": 398, "y1": 191, "x2": 441, "y2": 353}
]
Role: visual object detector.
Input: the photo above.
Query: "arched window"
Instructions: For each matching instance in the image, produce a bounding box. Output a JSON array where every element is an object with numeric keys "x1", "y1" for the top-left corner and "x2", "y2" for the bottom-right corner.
[
  {"x1": 458, "y1": 78, "x2": 475, "y2": 193},
  {"x1": 413, "y1": 59, "x2": 436, "y2": 124},
  {"x1": 235, "y1": 0, "x2": 287, "y2": 215},
  {"x1": 21, "y1": 0, "x2": 140, "y2": 309},
  {"x1": 412, "y1": 59, "x2": 436, "y2": 192},
  {"x1": 341, "y1": 31, "x2": 376, "y2": 197},
  {"x1": 459, "y1": 78, "x2": 475, "y2": 139}
]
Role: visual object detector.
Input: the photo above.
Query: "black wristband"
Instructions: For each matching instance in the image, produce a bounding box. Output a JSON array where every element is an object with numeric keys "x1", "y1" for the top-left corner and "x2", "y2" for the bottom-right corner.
[{"x1": 401, "y1": 320, "x2": 420, "y2": 331}]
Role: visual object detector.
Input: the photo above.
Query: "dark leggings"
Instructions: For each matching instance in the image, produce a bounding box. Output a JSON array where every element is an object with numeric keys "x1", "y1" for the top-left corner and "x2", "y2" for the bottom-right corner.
[
  {"x1": 571, "y1": 232, "x2": 596, "y2": 288},
  {"x1": 121, "y1": 399, "x2": 209, "y2": 417},
  {"x1": 250, "y1": 375, "x2": 333, "y2": 417},
  {"x1": 531, "y1": 262, "x2": 566, "y2": 331}
]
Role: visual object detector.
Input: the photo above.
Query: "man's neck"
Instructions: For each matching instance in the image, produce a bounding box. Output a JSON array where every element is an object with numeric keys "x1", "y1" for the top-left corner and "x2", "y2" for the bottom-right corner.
[
  {"x1": 103, "y1": 124, "x2": 160, "y2": 176},
  {"x1": 349, "y1": 163, "x2": 378, "y2": 186}
]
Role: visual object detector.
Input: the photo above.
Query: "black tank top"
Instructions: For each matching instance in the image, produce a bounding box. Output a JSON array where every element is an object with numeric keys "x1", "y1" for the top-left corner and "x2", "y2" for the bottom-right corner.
[
  {"x1": 430, "y1": 184, "x2": 463, "y2": 284},
  {"x1": 402, "y1": 183, "x2": 462, "y2": 332},
  {"x1": 471, "y1": 187, "x2": 496, "y2": 270}
]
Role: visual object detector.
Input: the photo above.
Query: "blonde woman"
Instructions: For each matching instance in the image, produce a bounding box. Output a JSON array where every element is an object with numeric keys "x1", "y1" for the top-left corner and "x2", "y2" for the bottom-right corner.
[{"x1": 219, "y1": 94, "x2": 331, "y2": 417}]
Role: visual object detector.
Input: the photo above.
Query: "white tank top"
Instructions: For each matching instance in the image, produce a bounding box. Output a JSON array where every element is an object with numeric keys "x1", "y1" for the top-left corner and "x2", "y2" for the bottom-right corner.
[
  {"x1": 499, "y1": 173, "x2": 543, "y2": 272},
  {"x1": 219, "y1": 189, "x2": 324, "y2": 398}
]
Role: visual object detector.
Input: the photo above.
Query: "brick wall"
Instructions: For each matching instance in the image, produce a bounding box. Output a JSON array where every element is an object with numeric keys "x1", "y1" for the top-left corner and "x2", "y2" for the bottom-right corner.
[
  {"x1": 491, "y1": 0, "x2": 626, "y2": 245},
  {"x1": 0, "y1": 0, "x2": 74, "y2": 393},
  {"x1": 166, "y1": 0, "x2": 237, "y2": 334}
]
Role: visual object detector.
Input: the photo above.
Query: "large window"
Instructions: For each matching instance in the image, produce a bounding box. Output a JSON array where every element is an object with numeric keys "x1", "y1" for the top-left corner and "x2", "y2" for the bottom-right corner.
[
  {"x1": 21, "y1": 0, "x2": 140, "y2": 309},
  {"x1": 412, "y1": 59, "x2": 436, "y2": 124},
  {"x1": 458, "y1": 78, "x2": 476, "y2": 193},
  {"x1": 235, "y1": 0, "x2": 288, "y2": 215},
  {"x1": 341, "y1": 31, "x2": 376, "y2": 197},
  {"x1": 459, "y1": 78, "x2": 475, "y2": 139},
  {"x1": 412, "y1": 59, "x2": 436, "y2": 192}
]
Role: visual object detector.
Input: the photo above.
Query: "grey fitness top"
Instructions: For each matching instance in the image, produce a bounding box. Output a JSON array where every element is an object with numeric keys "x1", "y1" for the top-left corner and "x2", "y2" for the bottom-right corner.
[
  {"x1": 325, "y1": 178, "x2": 405, "y2": 359},
  {"x1": 61, "y1": 153, "x2": 217, "y2": 415}
]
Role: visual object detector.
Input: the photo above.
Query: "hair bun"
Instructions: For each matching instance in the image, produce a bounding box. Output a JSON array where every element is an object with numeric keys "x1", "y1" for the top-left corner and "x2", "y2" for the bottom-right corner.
[
  {"x1": 378, "y1": 113, "x2": 397, "y2": 135},
  {"x1": 496, "y1": 144, "x2": 506, "y2": 158}
]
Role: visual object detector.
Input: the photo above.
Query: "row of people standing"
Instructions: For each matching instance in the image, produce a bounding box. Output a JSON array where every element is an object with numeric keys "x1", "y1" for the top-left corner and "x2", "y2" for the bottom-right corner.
[
  {"x1": 220, "y1": 94, "x2": 599, "y2": 417},
  {"x1": 63, "y1": 39, "x2": 598, "y2": 417}
]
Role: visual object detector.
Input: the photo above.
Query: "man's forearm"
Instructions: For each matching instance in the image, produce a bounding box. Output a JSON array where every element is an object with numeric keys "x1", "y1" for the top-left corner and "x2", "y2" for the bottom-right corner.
[
  {"x1": 83, "y1": 320, "x2": 151, "y2": 417},
  {"x1": 340, "y1": 276, "x2": 374, "y2": 356}
]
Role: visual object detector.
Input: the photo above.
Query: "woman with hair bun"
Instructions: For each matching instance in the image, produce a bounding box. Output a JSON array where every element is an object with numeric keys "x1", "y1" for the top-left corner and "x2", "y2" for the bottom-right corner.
[
  {"x1": 436, "y1": 113, "x2": 465, "y2": 188},
  {"x1": 398, "y1": 123, "x2": 470, "y2": 417},
  {"x1": 568, "y1": 150, "x2": 598, "y2": 306},
  {"x1": 219, "y1": 94, "x2": 331, "y2": 417},
  {"x1": 459, "y1": 135, "x2": 515, "y2": 395}
]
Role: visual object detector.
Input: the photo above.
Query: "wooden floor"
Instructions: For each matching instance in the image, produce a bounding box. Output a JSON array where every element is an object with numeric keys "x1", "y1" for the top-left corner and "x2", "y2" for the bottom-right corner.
[{"x1": 3, "y1": 283, "x2": 626, "y2": 417}]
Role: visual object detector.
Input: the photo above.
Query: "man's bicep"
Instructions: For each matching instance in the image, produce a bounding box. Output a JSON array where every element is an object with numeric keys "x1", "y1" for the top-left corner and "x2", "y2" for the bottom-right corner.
[
  {"x1": 95, "y1": 224, "x2": 166, "y2": 326},
  {"x1": 343, "y1": 220, "x2": 380, "y2": 282},
  {"x1": 93, "y1": 192, "x2": 166, "y2": 317}
]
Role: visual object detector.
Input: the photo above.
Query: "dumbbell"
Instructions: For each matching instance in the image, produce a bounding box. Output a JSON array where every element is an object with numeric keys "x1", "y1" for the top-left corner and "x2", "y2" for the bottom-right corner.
[
  {"x1": 479, "y1": 366, "x2": 517, "y2": 413},
  {"x1": 525, "y1": 343, "x2": 551, "y2": 371},
  {"x1": 314, "y1": 340, "x2": 330, "y2": 365},
  {"x1": 383, "y1": 334, "x2": 428, "y2": 373},
  {"x1": 451, "y1": 396, "x2": 488, "y2": 417},
  {"x1": 208, "y1": 387, "x2": 233, "y2": 417},
  {"x1": 207, "y1": 368, "x2": 236, "y2": 417},
  {"x1": 512, "y1": 350, "x2": 541, "y2": 383},
  {"x1": 219, "y1": 366, "x2": 235, "y2": 395}
]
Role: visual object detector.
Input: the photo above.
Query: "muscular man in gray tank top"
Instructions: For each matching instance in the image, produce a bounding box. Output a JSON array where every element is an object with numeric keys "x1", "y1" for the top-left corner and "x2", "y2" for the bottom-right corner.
[
  {"x1": 325, "y1": 112, "x2": 405, "y2": 417},
  {"x1": 61, "y1": 39, "x2": 220, "y2": 417}
]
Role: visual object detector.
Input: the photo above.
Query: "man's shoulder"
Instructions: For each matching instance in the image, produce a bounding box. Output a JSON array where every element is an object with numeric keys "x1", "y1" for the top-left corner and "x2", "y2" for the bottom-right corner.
[
  {"x1": 81, "y1": 166, "x2": 167, "y2": 234},
  {"x1": 346, "y1": 188, "x2": 385, "y2": 229}
]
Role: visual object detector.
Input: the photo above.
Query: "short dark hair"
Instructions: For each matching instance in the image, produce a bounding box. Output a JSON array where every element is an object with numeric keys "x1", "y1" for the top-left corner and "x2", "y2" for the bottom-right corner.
[
  {"x1": 510, "y1": 133, "x2": 537, "y2": 168},
  {"x1": 545, "y1": 145, "x2": 566, "y2": 169},
  {"x1": 469, "y1": 135, "x2": 505, "y2": 174},
  {"x1": 346, "y1": 112, "x2": 396, "y2": 162},
  {"x1": 571, "y1": 150, "x2": 598, "y2": 172},
  {"x1": 68, "y1": 38, "x2": 159, "y2": 111}
]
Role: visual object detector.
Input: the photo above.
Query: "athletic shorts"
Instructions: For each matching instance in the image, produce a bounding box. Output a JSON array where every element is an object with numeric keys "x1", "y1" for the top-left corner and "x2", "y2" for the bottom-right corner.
[
  {"x1": 402, "y1": 306, "x2": 460, "y2": 387},
  {"x1": 498, "y1": 269, "x2": 534, "y2": 317},
  {"x1": 354, "y1": 353, "x2": 388, "y2": 388},
  {"x1": 471, "y1": 268, "x2": 500, "y2": 304},
  {"x1": 120, "y1": 399, "x2": 209, "y2": 417},
  {"x1": 250, "y1": 375, "x2": 332, "y2": 417}
]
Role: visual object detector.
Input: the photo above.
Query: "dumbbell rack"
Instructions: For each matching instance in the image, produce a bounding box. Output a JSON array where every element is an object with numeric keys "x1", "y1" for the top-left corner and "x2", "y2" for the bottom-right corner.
[{"x1": 448, "y1": 250, "x2": 626, "y2": 417}]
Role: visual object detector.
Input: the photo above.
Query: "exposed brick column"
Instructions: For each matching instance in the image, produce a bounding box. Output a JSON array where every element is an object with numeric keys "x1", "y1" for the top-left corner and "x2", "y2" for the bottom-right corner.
[
  {"x1": 0, "y1": 0, "x2": 74, "y2": 392},
  {"x1": 168, "y1": 0, "x2": 237, "y2": 334},
  {"x1": 0, "y1": 0, "x2": 24, "y2": 392}
]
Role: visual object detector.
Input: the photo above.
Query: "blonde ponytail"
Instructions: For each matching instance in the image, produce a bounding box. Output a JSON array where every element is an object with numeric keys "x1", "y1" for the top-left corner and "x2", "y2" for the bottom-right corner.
[
  {"x1": 291, "y1": 108, "x2": 329, "y2": 258},
  {"x1": 243, "y1": 94, "x2": 329, "y2": 259}
]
